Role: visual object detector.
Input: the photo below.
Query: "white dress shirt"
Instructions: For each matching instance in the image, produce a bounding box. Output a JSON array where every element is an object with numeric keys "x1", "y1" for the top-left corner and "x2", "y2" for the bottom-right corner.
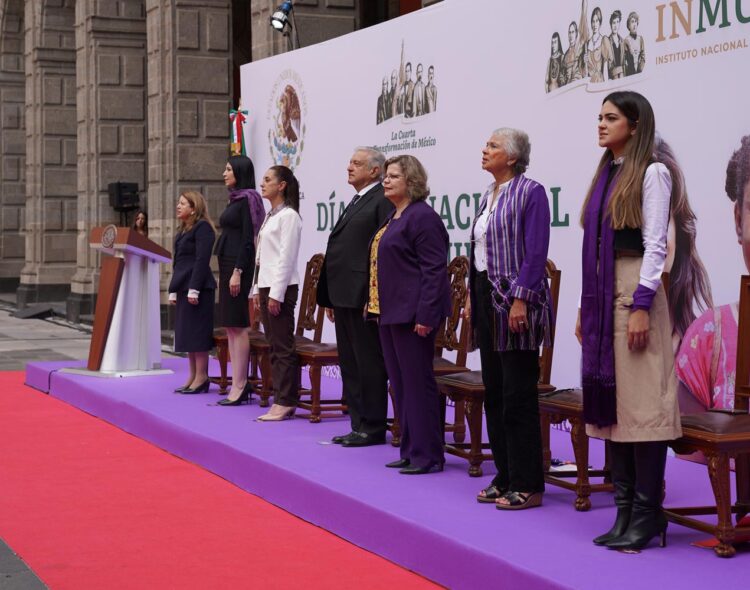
[
  {"x1": 472, "y1": 178, "x2": 512, "y2": 272},
  {"x1": 638, "y1": 162, "x2": 672, "y2": 292},
  {"x1": 252, "y1": 206, "x2": 303, "y2": 301}
]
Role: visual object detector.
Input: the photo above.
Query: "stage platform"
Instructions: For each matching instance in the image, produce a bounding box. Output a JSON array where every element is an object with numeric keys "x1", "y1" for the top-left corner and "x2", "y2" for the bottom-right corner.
[{"x1": 26, "y1": 359, "x2": 748, "y2": 590}]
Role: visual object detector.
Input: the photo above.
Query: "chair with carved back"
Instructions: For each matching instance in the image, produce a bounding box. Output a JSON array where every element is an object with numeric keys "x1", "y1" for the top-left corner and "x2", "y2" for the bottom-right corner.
[
  {"x1": 436, "y1": 259, "x2": 561, "y2": 477},
  {"x1": 388, "y1": 255, "x2": 471, "y2": 446},
  {"x1": 294, "y1": 258, "x2": 348, "y2": 423},
  {"x1": 249, "y1": 253, "x2": 327, "y2": 407},
  {"x1": 210, "y1": 301, "x2": 262, "y2": 394},
  {"x1": 664, "y1": 274, "x2": 750, "y2": 557}
]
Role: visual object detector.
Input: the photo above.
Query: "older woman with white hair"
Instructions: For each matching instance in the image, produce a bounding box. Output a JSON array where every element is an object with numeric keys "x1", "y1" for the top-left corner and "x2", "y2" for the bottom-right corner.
[{"x1": 468, "y1": 128, "x2": 553, "y2": 510}]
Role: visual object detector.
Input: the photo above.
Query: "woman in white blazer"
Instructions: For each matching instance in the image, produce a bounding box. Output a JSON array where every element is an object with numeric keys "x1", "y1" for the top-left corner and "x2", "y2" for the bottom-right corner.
[{"x1": 252, "y1": 165, "x2": 303, "y2": 421}]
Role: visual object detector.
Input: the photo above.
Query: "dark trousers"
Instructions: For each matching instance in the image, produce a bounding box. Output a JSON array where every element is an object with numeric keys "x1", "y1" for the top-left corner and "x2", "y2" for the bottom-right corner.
[
  {"x1": 259, "y1": 285, "x2": 299, "y2": 408},
  {"x1": 474, "y1": 272, "x2": 544, "y2": 493},
  {"x1": 379, "y1": 322, "x2": 444, "y2": 469},
  {"x1": 334, "y1": 307, "x2": 388, "y2": 436}
]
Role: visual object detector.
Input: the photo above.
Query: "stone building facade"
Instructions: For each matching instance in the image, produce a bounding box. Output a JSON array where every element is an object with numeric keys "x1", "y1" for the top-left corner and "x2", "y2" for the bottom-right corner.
[{"x1": 0, "y1": 0, "x2": 440, "y2": 322}]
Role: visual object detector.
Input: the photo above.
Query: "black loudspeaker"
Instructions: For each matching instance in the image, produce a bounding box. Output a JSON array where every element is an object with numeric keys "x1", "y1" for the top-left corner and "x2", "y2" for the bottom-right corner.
[{"x1": 108, "y1": 182, "x2": 140, "y2": 211}]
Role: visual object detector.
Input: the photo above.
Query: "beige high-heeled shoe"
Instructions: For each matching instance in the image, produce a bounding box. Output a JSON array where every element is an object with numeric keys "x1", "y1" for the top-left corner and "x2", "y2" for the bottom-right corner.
[{"x1": 256, "y1": 404, "x2": 296, "y2": 421}]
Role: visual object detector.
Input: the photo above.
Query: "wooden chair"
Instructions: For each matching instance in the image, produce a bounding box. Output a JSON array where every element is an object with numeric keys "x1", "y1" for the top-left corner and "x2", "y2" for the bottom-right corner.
[
  {"x1": 294, "y1": 256, "x2": 348, "y2": 423},
  {"x1": 210, "y1": 300, "x2": 262, "y2": 394},
  {"x1": 388, "y1": 255, "x2": 472, "y2": 446},
  {"x1": 436, "y1": 260, "x2": 561, "y2": 477},
  {"x1": 664, "y1": 274, "x2": 750, "y2": 557},
  {"x1": 250, "y1": 253, "x2": 328, "y2": 407}
]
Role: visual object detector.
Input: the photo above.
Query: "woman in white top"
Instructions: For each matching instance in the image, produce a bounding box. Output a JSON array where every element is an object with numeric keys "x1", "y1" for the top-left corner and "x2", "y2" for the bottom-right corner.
[
  {"x1": 577, "y1": 91, "x2": 681, "y2": 551},
  {"x1": 252, "y1": 165, "x2": 303, "y2": 421}
]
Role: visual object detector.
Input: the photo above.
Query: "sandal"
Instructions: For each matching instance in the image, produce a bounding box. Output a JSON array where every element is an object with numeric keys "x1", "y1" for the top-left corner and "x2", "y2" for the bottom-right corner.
[
  {"x1": 495, "y1": 491, "x2": 543, "y2": 511},
  {"x1": 477, "y1": 484, "x2": 508, "y2": 504}
]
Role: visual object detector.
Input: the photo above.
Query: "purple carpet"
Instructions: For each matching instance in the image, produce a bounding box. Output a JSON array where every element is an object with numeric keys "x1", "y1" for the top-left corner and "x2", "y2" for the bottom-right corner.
[{"x1": 26, "y1": 359, "x2": 748, "y2": 589}]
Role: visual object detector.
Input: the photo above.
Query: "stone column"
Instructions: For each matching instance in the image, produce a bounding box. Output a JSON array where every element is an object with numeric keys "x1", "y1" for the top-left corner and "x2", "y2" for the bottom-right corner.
[
  {"x1": 68, "y1": 0, "x2": 147, "y2": 322},
  {"x1": 146, "y1": 0, "x2": 232, "y2": 320},
  {"x1": 18, "y1": 0, "x2": 77, "y2": 308},
  {"x1": 0, "y1": 0, "x2": 25, "y2": 292}
]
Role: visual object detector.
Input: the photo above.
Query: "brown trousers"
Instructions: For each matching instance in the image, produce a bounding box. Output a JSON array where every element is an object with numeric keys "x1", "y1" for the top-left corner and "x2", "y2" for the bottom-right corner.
[{"x1": 258, "y1": 285, "x2": 299, "y2": 408}]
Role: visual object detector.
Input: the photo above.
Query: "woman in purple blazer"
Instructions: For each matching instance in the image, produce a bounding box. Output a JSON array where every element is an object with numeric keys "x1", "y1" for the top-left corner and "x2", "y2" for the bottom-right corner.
[{"x1": 367, "y1": 154, "x2": 451, "y2": 474}]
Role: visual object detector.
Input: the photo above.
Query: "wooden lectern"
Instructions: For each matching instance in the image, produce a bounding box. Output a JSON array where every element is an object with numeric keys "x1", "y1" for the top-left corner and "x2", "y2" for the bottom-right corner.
[{"x1": 67, "y1": 225, "x2": 172, "y2": 377}]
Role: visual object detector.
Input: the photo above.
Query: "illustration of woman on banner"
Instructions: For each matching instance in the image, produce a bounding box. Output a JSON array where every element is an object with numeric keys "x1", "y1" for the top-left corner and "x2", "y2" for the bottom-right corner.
[
  {"x1": 584, "y1": 6, "x2": 606, "y2": 83},
  {"x1": 602, "y1": 10, "x2": 626, "y2": 80},
  {"x1": 623, "y1": 11, "x2": 645, "y2": 76},
  {"x1": 545, "y1": 32, "x2": 565, "y2": 92},
  {"x1": 676, "y1": 134, "x2": 750, "y2": 411},
  {"x1": 562, "y1": 1, "x2": 587, "y2": 84}
]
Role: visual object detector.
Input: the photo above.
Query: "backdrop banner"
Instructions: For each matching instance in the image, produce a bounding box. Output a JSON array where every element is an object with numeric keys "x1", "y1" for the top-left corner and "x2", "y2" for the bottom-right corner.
[{"x1": 241, "y1": 0, "x2": 750, "y2": 405}]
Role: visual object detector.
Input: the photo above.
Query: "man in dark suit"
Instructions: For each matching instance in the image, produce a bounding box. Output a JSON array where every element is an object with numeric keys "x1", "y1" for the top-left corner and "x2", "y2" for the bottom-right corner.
[{"x1": 317, "y1": 147, "x2": 393, "y2": 447}]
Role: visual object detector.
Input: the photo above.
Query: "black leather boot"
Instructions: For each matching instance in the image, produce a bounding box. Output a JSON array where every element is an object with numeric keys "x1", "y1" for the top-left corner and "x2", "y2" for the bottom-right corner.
[
  {"x1": 606, "y1": 441, "x2": 668, "y2": 551},
  {"x1": 593, "y1": 441, "x2": 635, "y2": 545}
]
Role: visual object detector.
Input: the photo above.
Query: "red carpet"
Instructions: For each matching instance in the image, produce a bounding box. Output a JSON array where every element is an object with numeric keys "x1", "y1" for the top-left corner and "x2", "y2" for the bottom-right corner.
[{"x1": 0, "y1": 372, "x2": 438, "y2": 589}]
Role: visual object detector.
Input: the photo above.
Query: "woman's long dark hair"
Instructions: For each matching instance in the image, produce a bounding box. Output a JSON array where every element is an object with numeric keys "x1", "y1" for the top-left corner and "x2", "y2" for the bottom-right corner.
[
  {"x1": 270, "y1": 165, "x2": 300, "y2": 212},
  {"x1": 228, "y1": 155, "x2": 256, "y2": 190},
  {"x1": 653, "y1": 137, "x2": 713, "y2": 340}
]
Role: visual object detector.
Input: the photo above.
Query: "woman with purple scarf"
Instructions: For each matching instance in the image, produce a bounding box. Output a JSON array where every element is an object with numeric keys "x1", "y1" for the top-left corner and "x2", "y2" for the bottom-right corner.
[
  {"x1": 577, "y1": 91, "x2": 681, "y2": 551},
  {"x1": 469, "y1": 128, "x2": 552, "y2": 510},
  {"x1": 214, "y1": 155, "x2": 265, "y2": 406}
]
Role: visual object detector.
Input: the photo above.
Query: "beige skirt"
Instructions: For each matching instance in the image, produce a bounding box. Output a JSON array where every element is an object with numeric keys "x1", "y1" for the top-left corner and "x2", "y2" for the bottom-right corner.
[{"x1": 586, "y1": 257, "x2": 682, "y2": 442}]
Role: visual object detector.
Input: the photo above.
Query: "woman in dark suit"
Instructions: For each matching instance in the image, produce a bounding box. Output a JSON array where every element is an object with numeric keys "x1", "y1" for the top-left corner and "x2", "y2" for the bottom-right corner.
[
  {"x1": 214, "y1": 156, "x2": 264, "y2": 405},
  {"x1": 169, "y1": 191, "x2": 217, "y2": 393},
  {"x1": 369, "y1": 154, "x2": 451, "y2": 474}
]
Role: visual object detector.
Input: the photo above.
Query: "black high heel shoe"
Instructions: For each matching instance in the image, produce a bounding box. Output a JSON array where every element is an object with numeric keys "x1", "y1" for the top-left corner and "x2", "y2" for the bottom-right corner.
[
  {"x1": 173, "y1": 384, "x2": 192, "y2": 393},
  {"x1": 217, "y1": 382, "x2": 253, "y2": 406},
  {"x1": 181, "y1": 379, "x2": 210, "y2": 394}
]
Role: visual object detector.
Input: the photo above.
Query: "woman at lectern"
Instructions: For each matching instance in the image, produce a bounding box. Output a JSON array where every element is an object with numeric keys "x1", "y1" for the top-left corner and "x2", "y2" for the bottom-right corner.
[
  {"x1": 467, "y1": 128, "x2": 552, "y2": 509},
  {"x1": 132, "y1": 209, "x2": 148, "y2": 237},
  {"x1": 214, "y1": 156, "x2": 264, "y2": 406},
  {"x1": 577, "y1": 91, "x2": 681, "y2": 551},
  {"x1": 169, "y1": 191, "x2": 217, "y2": 394},
  {"x1": 252, "y1": 165, "x2": 303, "y2": 421}
]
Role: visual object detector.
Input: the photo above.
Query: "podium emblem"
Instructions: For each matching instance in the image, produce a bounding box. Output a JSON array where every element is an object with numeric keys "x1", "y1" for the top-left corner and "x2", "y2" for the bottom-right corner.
[{"x1": 101, "y1": 224, "x2": 117, "y2": 249}]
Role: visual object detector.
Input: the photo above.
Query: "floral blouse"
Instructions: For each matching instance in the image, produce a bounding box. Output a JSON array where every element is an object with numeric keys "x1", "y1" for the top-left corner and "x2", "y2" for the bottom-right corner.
[
  {"x1": 676, "y1": 303, "x2": 739, "y2": 410},
  {"x1": 366, "y1": 223, "x2": 390, "y2": 315}
]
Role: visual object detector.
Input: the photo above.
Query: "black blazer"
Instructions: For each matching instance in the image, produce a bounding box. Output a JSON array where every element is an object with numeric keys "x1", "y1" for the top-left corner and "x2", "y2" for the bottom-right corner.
[
  {"x1": 168, "y1": 220, "x2": 217, "y2": 293},
  {"x1": 317, "y1": 183, "x2": 394, "y2": 309},
  {"x1": 213, "y1": 198, "x2": 254, "y2": 272}
]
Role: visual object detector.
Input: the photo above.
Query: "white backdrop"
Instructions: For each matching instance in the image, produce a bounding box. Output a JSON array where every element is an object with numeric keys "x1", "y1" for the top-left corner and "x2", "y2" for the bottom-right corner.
[{"x1": 241, "y1": 0, "x2": 750, "y2": 388}]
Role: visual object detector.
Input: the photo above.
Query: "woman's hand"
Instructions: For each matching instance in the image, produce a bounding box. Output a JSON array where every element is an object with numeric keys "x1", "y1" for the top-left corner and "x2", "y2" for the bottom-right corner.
[
  {"x1": 252, "y1": 293, "x2": 260, "y2": 312},
  {"x1": 414, "y1": 323, "x2": 433, "y2": 337},
  {"x1": 509, "y1": 299, "x2": 528, "y2": 333},
  {"x1": 268, "y1": 297, "x2": 282, "y2": 317},
  {"x1": 627, "y1": 309, "x2": 650, "y2": 351},
  {"x1": 575, "y1": 309, "x2": 582, "y2": 345},
  {"x1": 229, "y1": 270, "x2": 242, "y2": 297},
  {"x1": 188, "y1": 295, "x2": 199, "y2": 306},
  {"x1": 326, "y1": 308, "x2": 335, "y2": 323}
]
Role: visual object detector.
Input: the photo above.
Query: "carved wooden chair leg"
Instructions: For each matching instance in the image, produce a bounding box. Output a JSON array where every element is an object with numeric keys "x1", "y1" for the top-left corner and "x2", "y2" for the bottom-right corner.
[
  {"x1": 707, "y1": 452, "x2": 736, "y2": 558},
  {"x1": 216, "y1": 341, "x2": 229, "y2": 393},
  {"x1": 389, "y1": 384, "x2": 401, "y2": 447},
  {"x1": 569, "y1": 416, "x2": 592, "y2": 512},
  {"x1": 466, "y1": 397, "x2": 484, "y2": 477},
  {"x1": 452, "y1": 398, "x2": 466, "y2": 443},
  {"x1": 308, "y1": 365, "x2": 322, "y2": 423},
  {"x1": 540, "y1": 414, "x2": 552, "y2": 471}
]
